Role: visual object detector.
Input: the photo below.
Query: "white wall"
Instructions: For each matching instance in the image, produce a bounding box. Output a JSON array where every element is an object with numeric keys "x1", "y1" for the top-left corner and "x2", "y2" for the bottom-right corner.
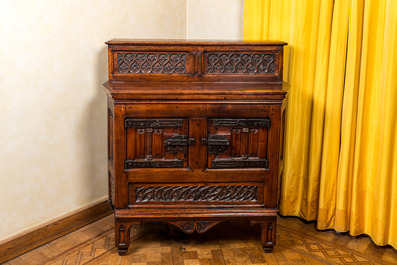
[
  {"x1": 0, "y1": 0, "x2": 243, "y2": 241},
  {"x1": 187, "y1": 0, "x2": 244, "y2": 39}
]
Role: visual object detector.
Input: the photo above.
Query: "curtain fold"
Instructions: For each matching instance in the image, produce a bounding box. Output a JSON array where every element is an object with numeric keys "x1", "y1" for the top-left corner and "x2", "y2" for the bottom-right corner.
[{"x1": 244, "y1": 0, "x2": 397, "y2": 248}]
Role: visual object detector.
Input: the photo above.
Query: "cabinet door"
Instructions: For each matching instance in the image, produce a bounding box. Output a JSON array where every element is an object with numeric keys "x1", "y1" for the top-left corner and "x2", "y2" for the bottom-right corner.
[
  {"x1": 124, "y1": 119, "x2": 192, "y2": 169},
  {"x1": 206, "y1": 118, "x2": 270, "y2": 169}
]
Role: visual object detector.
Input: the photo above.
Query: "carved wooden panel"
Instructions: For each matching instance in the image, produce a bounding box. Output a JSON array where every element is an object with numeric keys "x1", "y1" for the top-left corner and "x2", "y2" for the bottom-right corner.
[
  {"x1": 133, "y1": 185, "x2": 259, "y2": 202},
  {"x1": 107, "y1": 40, "x2": 286, "y2": 83},
  {"x1": 204, "y1": 53, "x2": 276, "y2": 75},
  {"x1": 116, "y1": 52, "x2": 188, "y2": 74},
  {"x1": 207, "y1": 118, "x2": 270, "y2": 169},
  {"x1": 125, "y1": 119, "x2": 189, "y2": 169},
  {"x1": 169, "y1": 221, "x2": 220, "y2": 234}
]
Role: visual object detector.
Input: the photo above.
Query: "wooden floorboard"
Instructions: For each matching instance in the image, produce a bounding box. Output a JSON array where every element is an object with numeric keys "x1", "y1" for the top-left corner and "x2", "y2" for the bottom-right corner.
[
  {"x1": 0, "y1": 200, "x2": 113, "y2": 264},
  {"x1": 6, "y1": 214, "x2": 397, "y2": 265}
]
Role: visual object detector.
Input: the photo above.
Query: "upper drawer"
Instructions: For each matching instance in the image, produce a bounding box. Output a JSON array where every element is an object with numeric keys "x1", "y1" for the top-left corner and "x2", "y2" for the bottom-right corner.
[{"x1": 106, "y1": 39, "x2": 286, "y2": 82}]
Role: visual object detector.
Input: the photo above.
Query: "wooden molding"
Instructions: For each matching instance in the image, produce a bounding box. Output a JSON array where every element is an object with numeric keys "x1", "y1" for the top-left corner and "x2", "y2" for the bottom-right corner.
[{"x1": 0, "y1": 199, "x2": 113, "y2": 264}]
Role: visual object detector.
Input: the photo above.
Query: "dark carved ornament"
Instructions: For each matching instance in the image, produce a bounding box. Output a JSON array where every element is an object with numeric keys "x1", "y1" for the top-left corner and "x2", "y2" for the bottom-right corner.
[
  {"x1": 212, "y1": 118, "x2": 271, "y2": 129},
  {"x1": 205, "y1": 53, "x2": 275, "y2": 74},
  {"x1": 125, "y1": 119, "x2": 183, "y2": 129},
  {"x1": 125, "y1": 159, "x2": 183, "y2": 169},
  {"x1": 169, "y1": 221, "x2": 220, "y2": 234},
  {"x1": 117, "y1": 52, "x2": 187, "y2": 74},
  {"x1": 211, "y1": 158, "x2": 269, "y2": 169},
  {"x1": 135, "y1": 185, "x2": 258, "y2": 202}
]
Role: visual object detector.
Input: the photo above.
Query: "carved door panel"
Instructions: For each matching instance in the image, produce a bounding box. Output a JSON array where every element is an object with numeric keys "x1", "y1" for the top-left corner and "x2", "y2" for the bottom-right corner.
[
  {"x1": 124, "y1": 119, "x2": 193, "y2": 169},
  {"x1": 205, "y1": 118, "x2": 270, "y2": 169}
]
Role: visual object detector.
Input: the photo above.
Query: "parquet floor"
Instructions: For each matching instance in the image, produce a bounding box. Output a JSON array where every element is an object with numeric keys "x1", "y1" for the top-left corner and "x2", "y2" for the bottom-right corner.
[{"x1": 4, "y1": 214, "x2": 397, "y2": 265}]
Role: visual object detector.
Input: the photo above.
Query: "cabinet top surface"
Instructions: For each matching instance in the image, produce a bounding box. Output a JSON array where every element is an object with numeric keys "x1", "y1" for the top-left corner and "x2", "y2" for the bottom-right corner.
[{"x1": 106, "y1": 39, "x2": 287, "y2": 46}]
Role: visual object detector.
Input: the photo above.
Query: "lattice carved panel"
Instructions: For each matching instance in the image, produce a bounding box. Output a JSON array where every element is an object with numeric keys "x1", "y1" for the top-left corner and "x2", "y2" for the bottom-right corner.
[
  {"x1": 117, "y1": 52, "x2": 188, "y2": 74},
  {"x1": 205, "y1": 53, "x2": 275, "y2": 74}
]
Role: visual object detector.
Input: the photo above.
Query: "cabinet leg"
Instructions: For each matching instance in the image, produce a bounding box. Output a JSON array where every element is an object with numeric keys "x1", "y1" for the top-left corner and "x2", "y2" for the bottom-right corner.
[
  {"x1": 115, "y1": 222, "x2": 132, "y2": 255},
  {"x1": 250, "y1": 220, "x2": 276, "y2": 253}
]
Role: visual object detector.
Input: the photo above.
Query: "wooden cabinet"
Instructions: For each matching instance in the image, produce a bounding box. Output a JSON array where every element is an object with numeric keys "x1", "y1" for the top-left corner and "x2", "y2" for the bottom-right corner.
[{"x1": 104, "y1": 39, "x2": 287, "y2": 255}]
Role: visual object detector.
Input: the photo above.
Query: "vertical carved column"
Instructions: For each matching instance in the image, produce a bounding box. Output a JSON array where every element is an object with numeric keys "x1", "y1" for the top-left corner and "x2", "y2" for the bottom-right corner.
[
  {"x1": 115, "y1": 222, "x2": 130, "y2": 255},
  {"x1": 250, "y1": 220, "x2": 276, "y2": 253},
  {"x1": 263, "y1": 222, "x2": 275, "y2": 252},
  {"x1": 116, "y1": 221, "x2": 139, "y2": 255},
  {"x1": 146, "y1": 128, "x2": 153, "y2": 160},
  {"x1": 192, "y1": 50, "x2": 203, "y2": 76}
]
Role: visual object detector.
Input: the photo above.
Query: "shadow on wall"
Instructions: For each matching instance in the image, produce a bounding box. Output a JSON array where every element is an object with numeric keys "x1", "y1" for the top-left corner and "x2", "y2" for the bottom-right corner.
[{"x1": 79, "y1": 46, "x2": 108, "y2": 202}]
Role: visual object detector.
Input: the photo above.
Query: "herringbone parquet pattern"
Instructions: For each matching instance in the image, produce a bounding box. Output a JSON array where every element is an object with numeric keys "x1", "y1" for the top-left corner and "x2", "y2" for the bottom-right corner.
[{"x1": 5, "y1": 215, "x2": 397, "y2": 265}]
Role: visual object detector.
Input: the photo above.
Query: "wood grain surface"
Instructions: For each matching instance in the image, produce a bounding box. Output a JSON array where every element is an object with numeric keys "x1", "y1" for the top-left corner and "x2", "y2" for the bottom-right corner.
[{"x1": 5, "y1": 214, "x2": 396, "y2": 265}]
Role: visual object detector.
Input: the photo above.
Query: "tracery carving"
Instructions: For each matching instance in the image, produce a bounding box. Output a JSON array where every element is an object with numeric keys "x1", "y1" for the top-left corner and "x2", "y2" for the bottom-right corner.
[
  {"x1": 117, "y1": 52, "x2": 187, "y2": 74},
  {"x1": 135, "y1": 185, "x2": 258, "y2": 202},
  {"x1": 205, "y1": 53, "x2": 275, "y2": 74},
  {"x1": 169, "y1": 221, "x2": 220, "y2": 234}
]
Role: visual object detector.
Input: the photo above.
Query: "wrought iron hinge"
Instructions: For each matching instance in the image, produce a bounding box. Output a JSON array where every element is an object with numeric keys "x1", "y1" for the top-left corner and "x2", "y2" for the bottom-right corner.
[{"x1": 200, "y1": 135, "x2": 230, "y2": 154}]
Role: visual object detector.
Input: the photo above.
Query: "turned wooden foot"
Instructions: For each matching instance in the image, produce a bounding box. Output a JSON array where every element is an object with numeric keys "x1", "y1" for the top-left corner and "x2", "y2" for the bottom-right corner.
[{"x1": 251, "y1": 220, "x2": 276, "y2": 253}]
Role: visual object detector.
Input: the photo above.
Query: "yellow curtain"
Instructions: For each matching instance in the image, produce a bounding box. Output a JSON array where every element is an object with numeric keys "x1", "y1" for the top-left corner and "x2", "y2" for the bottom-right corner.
[{"x1": 244, "y1": 0, "x2": 397, "y2": 248}]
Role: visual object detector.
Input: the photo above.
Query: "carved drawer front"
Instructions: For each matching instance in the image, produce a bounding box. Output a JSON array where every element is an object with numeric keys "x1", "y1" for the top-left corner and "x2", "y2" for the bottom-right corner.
[
  {"x1": 114, "y1": 52, "x2": 194, "y2": 80},
  {"x1": 203, "y1": 51, "x2": 280, "y2": 80},
  {"x1": 128, "y1": 183, "x2": 265, "y2": 207},
  {"x1": 124, "y1": 119, "x2": 192, "y2": 169},
  {"x1": 205, "y1": 118, "x2": 270, "y2": 169}
]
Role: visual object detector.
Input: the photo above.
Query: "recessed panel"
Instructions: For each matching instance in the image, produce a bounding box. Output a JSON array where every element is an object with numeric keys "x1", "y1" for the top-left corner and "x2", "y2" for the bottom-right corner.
[
  {"x1": 206, "y1": 118, "x2": 270, "y2": 169},
  {"x1": 127, "y1": 183, "x2": 265, "y2": 207},
  {"x1": 124, "y1": 119, "x2": 189, "y2": 169}
]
